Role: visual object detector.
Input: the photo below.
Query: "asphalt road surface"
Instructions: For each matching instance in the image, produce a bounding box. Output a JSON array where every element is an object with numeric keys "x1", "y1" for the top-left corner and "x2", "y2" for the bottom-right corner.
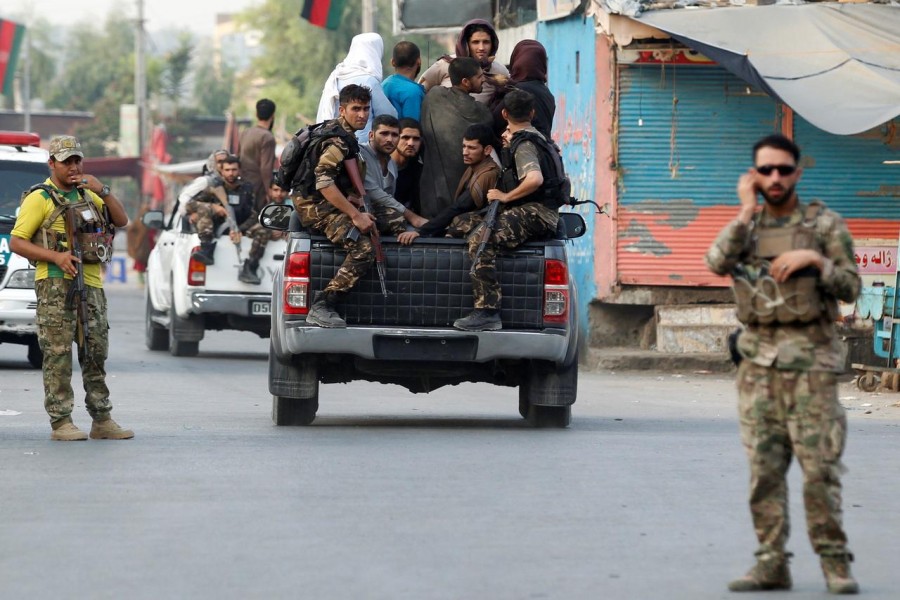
[{"x1": 1, "y1": 283, "x2": 898, "y2": 599}]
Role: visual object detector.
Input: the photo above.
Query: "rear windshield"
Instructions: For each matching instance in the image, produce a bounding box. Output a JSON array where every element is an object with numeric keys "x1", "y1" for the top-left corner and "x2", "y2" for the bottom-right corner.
[{"x1": 0, "y1": 161, "x2": 48, "y2": 217}]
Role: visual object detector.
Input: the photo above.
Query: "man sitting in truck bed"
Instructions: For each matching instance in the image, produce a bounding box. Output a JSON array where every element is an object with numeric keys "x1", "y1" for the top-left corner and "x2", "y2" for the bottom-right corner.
[
  {"x1": 455, "y1": 89, "x2": 560, "y2": 332},
  {"x1": 398, "y1": 123, "x2": 500, "y2": 245},
  {"x1": 184, "y1": 155, "x2": 271, "y2": 284},
  {"x1": 292, "y1": 84, "x2": 402, "y2": 329}
]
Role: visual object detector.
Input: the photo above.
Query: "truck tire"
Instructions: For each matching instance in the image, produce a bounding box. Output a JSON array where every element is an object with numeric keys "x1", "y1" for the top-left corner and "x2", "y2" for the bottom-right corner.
[
  {"x1": 272, "y1": 396, "x2": 318, "y2": 426},
  {"x1": 145, "y1": 293, "x2": 169, "y2": 351},
  {"x1": 169, "y1": 304, "x2": 200, "y2": 357},
  {"x1": 519, "y1": 357, "x2": 578, "y2": 428},
  {"x1": 27, "y1": 339, "x2": 43, "y2": 369},
  {"x1": 269, "y1": 344, "x2": 319, "y2": 426}
]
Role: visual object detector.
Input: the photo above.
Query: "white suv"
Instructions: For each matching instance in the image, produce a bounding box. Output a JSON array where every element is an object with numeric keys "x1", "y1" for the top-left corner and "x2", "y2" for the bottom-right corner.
[{"x1": 0, "y1": 132, "x2": 48, "y2": 368}]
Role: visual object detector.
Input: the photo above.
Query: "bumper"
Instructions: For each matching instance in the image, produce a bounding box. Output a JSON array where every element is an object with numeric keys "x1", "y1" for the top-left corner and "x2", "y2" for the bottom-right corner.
[
  {"x1": 190, "y1": 292, "x2": 272, "y2": 317},
  {"x1": 280, "y1": 322, "x2": 570, "y2": 364},
  {"x1": 0, "y1": 290, "x2": 38, "y2": 336}
]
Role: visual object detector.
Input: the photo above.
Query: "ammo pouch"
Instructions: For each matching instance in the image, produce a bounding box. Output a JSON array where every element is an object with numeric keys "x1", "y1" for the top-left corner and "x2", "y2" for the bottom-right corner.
[
  {"x1": 27, "y1": 184, "x2": 114, "y2": 264},
  {"x1": 732, "y1": 202, "x2": 829, "y2": 326}
]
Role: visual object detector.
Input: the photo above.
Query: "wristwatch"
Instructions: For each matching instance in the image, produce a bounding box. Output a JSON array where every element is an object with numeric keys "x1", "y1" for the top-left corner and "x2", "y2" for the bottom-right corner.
[{"x1": 99, "y1": 184, "x2": 110, "y2": 198}]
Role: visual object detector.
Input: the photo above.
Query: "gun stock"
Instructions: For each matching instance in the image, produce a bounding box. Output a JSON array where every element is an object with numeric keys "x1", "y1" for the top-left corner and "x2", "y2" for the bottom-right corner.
[
  {"x1": 470, "y1": 200, "x2": 500, "y2": 276},
  {"x1": 63, "y1": 205, "x2": 90, "y2": 347},
  {"x1": 344, "y1": 158, "x2": 388, "y2": 296}
]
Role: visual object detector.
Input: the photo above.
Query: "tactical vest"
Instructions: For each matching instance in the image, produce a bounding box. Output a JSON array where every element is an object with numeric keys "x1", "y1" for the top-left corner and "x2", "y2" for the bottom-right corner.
[
  {"x1": 27, "y1": 184, "x2": 114, "y2": 264},
  {"x1": 500, "y1": 130, "x2": 570, "y2": 211},
  {"x1": 733, "y1": 201, "x2": 833, "y2": 326}
]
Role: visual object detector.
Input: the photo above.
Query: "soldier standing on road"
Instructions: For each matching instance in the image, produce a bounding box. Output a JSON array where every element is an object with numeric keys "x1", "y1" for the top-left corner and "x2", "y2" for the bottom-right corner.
[
  {"x1": 705, "y1": 134, "x2": 861, "y2": 595},
  {"x1": 238, "y1": 98, "x2": 277, "y2": 212},
  {"x1": 292, "y1": 84, "x2": 379, "y2": 329},
  {"x1": 454, "y1": 90, "x2": 559, "y2": 332},
  {"x1": 9, "y1": 136, "x2": 133, "y2": 441}
]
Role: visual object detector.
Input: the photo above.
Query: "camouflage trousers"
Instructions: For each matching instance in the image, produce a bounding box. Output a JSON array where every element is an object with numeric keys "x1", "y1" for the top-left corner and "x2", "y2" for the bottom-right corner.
[
  {"x1": 736, "y1": 361, "x2": 850, "y2": 557},
  {"x1": 35, "y1": 278, "x2": 112, "y2": 425},
  {"x1": 293, "y1": 197, "x2": 404, "y2": 294},
  {"x1": 446, "y1": 212, "x2": 484, "y2": 239},
  {"x1": 185, "y1": 200, "x2": 269, "y2": 260},
  {"x1": 466, "y1": 202, "x2": 558, "y2": 309}
]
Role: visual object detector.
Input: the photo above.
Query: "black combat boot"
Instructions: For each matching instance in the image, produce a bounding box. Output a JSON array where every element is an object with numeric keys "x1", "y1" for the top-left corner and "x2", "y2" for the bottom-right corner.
[
  {"x1": 453, "y1": 309, "x2": 502, "y2": 332},
  {"x1": 306, "y1": 291, "x2": 346, "y2": 328},
  {"x1": 728, "y1": 551, "x2": 793, "y2": 592},
  {"x1": 191, "y1": 242, "x2": 217, "y2": 266},
  {"x1": 238, "y1": 260, "x2": 262, "y2": 285}
]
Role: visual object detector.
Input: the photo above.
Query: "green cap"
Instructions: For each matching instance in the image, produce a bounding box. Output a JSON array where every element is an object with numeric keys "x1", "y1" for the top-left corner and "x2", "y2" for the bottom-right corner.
[{"x1": 48, "y1": 135, "x2": 84, "y2": 161}]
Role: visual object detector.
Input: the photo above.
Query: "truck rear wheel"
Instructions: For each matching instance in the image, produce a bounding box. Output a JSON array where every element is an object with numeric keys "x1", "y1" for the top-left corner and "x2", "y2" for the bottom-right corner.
[
  {"x1": 518, "y1": 357, "x2": 578, "y2": 428},
  {"x1": 272, "y1": 395, "x2": 318, "y2": 426},
  {"x1": 27, "y1": 339, "x2": 43, "y2": 369},
  {"x1": 269, "y1": 344, "x2": 319, "y2": 425},
  {"x1": 145, "y1": 293, "x2": 169, "y2": 351},
  {"x1": 169, "y1": 304, "x2": 200, "y2": 357}
]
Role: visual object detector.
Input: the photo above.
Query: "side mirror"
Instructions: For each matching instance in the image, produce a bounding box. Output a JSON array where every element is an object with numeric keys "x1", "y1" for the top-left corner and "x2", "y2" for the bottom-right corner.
[
  {"x1": 141, "y1": 210, "x2": 165, "y2": 230},
  {"x1": 259, "y1": 203, "x2": 294, "y2": 231},
  {"x1": 557, "y1": 212, "x2": 586, "y2": 240}
]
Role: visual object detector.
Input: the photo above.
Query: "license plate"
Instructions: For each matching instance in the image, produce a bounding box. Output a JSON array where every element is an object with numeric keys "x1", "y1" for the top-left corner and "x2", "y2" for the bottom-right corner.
[{"x1": 251, "y1": 301, "x2": 271, "y2": 316}]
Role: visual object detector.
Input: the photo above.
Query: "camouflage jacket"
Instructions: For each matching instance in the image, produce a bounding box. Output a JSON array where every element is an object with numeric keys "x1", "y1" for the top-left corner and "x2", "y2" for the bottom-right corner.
[
  {"x1": 296, "y1": 117, "x2": 365, "y2": 206},
  {"x1": 705, "y1": 199, "x2": 861, "y2": 371}
]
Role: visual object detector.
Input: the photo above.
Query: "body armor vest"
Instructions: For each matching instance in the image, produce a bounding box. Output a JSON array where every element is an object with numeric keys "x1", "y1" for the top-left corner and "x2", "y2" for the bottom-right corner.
[
  {"x1": 733, "y1": 202, "x2": 832, "y2": 326},
  {"x1": 27, "y1": 184, "x2": 114, "y2": 264}
]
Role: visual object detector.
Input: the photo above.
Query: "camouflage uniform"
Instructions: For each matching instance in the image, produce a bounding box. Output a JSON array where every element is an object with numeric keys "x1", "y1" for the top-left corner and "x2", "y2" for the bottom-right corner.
[
  {"x1": 184, "y1": 181, "x2": 269, "y2": 258},
  {"x1": 293, "y1": 118, "x2": 402, "y2": 295},
  {"x1": 468, "y1": 129, "x2": 558, "y2": 309},
  {"x1": 705, "y1": 201, "x2": 860, "y2": 564}
]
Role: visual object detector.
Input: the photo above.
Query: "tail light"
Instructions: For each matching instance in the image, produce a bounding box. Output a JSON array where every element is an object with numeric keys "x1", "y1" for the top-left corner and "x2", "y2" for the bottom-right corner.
[
  {"x1": 187, "y1": 246, "x2": 206, "y2": 286},
  {"x1": 543, "y1": 259, "x2": 568, "y2": 324},
  {"x1": 283, "y1": 251, "x2": 310, "y2": 315}
]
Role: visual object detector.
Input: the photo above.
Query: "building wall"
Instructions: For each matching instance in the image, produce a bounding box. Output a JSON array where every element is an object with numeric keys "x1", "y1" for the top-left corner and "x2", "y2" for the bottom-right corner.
[{"x1": 538, "y1": 15, "x2": 600, "y2": 343}]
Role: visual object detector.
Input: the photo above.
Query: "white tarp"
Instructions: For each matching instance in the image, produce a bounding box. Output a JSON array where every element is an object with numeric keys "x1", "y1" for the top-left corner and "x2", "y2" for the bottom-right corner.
[{"x1": 636, "y1": 3, "x2": 900, "y2": 135}]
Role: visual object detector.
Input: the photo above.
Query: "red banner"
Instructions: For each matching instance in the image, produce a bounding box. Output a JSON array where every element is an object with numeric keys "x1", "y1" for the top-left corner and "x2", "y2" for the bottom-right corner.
[{"x1": 0, "y1": 19, "x2": 26, "y2": 96}]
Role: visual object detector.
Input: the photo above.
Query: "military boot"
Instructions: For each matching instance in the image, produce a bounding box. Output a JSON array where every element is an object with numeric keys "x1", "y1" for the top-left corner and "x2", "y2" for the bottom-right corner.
[
  {"x1": 728, "y1": 552, "x2": 792, "y2": 592},
  {"x1": 51, "y1": 420, "x2": 88, "y2": 441},
  {"x1": 191, "y1": 242, "x2": 217, "y2": 265},
  {"x1": 821, "y1": 553, "x2": 859, "y2": 594},
  {"x1": 453, "y1": 309, "x2": 502, "y2": 332},
  {"x1": 238, "y1": 260, "x2": 262, "y2": 285},
  {"x1": 90, "y1": 418, "x2": 135, "y2": 440},
  {"x1": 306, "y1": 291, "x2": 346, "y2": 328}
]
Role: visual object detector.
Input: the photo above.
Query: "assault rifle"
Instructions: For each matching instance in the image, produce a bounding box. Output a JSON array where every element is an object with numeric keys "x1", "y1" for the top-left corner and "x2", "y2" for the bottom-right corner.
[
  {"x1": 470, "y1": 199, "x2": 500, "y2": 276},
  {"x1": 63, "y1": 202, "x2": 90, "y2": 346},
  {"x1": 344, "y1": 158, "x2": 388, "y2": 297},
  {"x1": 210, "y1": 186, "x2": 243, "y2": 265}
]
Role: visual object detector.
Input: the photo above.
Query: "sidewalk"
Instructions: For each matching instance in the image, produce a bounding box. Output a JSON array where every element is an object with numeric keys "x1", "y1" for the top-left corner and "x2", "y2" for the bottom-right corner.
[{"x1": 586, "y1": 346, "x2": 734, "y2": 373}]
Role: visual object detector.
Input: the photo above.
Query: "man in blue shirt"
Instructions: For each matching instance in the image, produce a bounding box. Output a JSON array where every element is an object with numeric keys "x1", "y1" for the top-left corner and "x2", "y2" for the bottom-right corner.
[{"x1": 382, "y1": 41, "x2": 426, "y2": 121}]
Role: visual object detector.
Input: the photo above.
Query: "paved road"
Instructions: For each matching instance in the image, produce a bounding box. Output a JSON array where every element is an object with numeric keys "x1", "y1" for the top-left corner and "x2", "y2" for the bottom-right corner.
[{"x1": 1, "y1": 284, "x2": 898, "y2": 599}]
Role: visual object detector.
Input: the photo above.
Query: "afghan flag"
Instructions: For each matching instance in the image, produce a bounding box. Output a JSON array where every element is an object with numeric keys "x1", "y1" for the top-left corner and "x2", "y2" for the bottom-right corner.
[
  {"x1": 300, "y1": 0, "x2": 346, "y2": 31},
  {"x1": 0, "y1": 19, "x2": 26, "y2": 96}
]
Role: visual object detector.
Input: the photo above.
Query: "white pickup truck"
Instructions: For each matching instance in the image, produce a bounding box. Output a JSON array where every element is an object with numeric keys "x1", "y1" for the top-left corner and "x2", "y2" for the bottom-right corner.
[
  {"x1": 0, "y1": 132, "x2": 47, "y2": 368},
  {"x1": 142, "y1": 209, "x2": 286, "y2": 356}
]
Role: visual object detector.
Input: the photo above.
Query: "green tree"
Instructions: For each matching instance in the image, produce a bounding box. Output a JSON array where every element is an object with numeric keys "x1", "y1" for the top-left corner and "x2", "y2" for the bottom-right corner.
[
  {"x1": 192, "y1": 46, "x2": 235, "y2": 116},
  {"x1": 159, "y1": 34, "x2": 194, "y2": 113},
  {"x1": 43, "y1": 11, "x2": 136, "y2": 156}
]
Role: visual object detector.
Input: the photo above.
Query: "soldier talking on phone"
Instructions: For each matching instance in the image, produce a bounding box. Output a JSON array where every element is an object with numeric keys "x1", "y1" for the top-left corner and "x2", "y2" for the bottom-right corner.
[{"x1": 706, "y1": 134, "x2": 861, "y2": 594}]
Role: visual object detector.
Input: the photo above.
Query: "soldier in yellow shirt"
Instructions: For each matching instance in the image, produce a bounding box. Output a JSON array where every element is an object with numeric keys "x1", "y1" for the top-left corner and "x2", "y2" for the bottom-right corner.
[{"x1": 10, "y1": 136, "x2": 133, "y2": 441}]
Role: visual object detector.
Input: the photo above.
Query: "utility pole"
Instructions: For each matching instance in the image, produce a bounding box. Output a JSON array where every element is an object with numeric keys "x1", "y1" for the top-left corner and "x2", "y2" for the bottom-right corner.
[
  {"x1": 362, "y1": 0, "x2": 376, "y2": 33},
  {"x1": 23, "y1": 29, "x2": 30, "y2": 132},
  {"x1": 135, "y1": 0, "x2": 148, "y2": 157}
]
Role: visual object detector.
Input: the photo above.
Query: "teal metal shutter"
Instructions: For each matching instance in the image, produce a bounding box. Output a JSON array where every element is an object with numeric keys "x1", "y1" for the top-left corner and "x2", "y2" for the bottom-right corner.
[
  {"x1": 794, "y1": 117, "x2": 900, "y2": 239},
  {"x1": 617, "y1": 65, "x2": 779, "y2": 286}
]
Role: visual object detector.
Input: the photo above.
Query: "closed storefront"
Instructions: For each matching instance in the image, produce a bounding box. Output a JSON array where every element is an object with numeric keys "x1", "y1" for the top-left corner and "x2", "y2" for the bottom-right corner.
[{"x1": 616, "y1": 63, "x2": 779, "y2": 286}]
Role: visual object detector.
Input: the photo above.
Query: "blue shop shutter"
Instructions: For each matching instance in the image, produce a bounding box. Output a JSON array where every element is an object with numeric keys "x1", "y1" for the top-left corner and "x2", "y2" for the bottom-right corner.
[{"x1": 617, "y1": 65, "x2": 779, "y2": 286}]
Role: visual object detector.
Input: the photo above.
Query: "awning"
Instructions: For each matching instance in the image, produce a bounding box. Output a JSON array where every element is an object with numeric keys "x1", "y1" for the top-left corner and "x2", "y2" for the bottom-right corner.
[{"x1": 634, "y1": 3, "x2": 900, "y2": 135}]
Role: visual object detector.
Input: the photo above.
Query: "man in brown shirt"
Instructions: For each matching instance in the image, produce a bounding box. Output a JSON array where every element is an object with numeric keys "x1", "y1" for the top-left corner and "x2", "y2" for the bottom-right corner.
[{"x1": 239, "y1": 98, "x2": 276, "y2": 211}]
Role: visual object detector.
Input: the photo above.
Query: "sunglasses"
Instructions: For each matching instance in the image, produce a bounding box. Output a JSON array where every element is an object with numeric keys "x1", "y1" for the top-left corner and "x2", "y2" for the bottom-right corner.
[{"x1": 755, "y1": 164, "x2": 797, "y2": 177}]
